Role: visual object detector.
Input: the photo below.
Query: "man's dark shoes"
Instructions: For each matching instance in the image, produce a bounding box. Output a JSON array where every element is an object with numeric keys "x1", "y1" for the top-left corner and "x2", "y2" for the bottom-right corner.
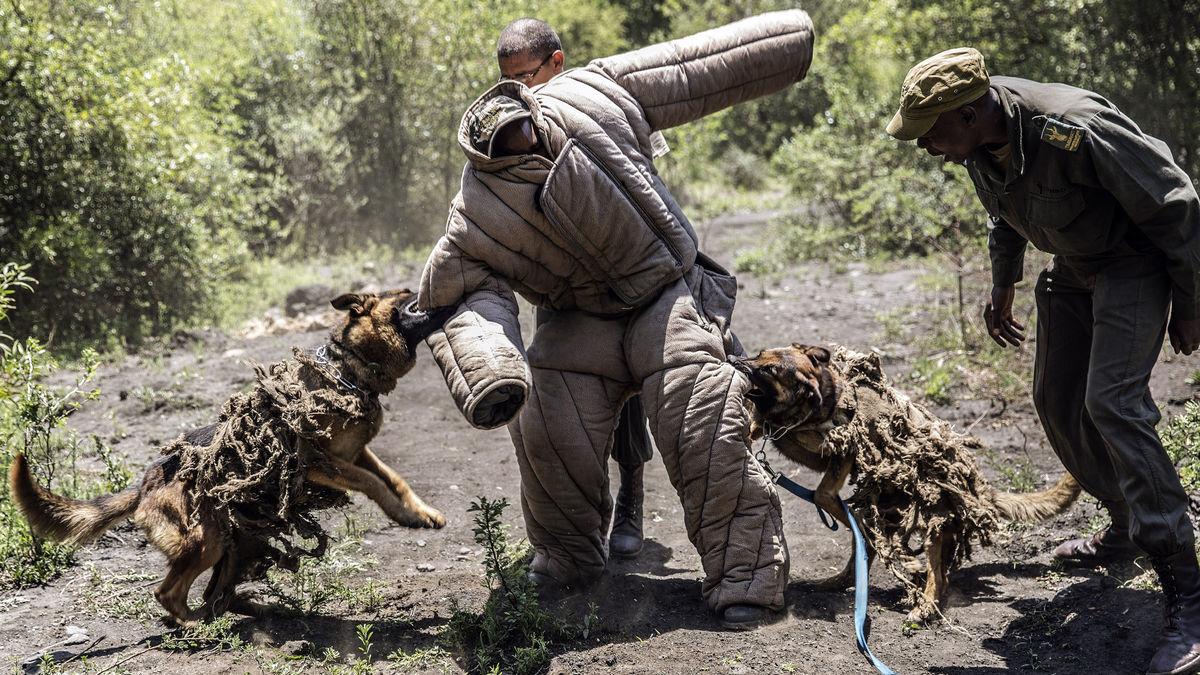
[
  {"x1": 720, "y1": 604, "x2": 783, "y2": 631},
  {"x1": 1148, "y1": 550, "x2": 1200, "y2": 675},
  {"x1": 1052, "y1": 527, "x2": 1140, "y2": 567},
  {"x1": 610, "y1": 462, "x2": 645, "y2": 557}
]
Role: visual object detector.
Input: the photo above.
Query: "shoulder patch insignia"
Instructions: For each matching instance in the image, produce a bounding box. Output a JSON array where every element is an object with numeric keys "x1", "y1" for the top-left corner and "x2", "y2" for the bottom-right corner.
[{"x1": 1038, "y1": 116, "x2": 1087, "y2": 152}]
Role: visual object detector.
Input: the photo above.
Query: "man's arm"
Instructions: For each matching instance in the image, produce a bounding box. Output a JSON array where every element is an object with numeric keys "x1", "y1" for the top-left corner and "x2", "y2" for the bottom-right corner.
[
  {"x1": 987, "y1": 215, "x2": 1028, "y2": 287},
  {"x1": 984, "y1": 215, "x2": 1029, "y2": 347},
  {"x1": 417, "y1": 203, "x2": 531, "y2": 429},
  {"x1": 590, "y1": 10, "x2": 814, "y2": 132},
  {"x1": 1087, "y1": 107, "x2": 1200, "y2": 321}
]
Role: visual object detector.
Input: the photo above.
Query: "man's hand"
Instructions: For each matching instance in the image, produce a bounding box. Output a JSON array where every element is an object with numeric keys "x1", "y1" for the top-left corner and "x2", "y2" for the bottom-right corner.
[
  {"x1": 983, "y1": 285, "x2": 1026, "y2": 348},
  {"x1": 1168, "y1": 314, "x2": 1200, "y2": 355}
]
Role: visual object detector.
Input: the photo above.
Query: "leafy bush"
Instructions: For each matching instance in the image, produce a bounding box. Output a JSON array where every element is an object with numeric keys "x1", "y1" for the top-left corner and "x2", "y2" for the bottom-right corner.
[
  {"x1": 1162, "y1": 401, "x2": 1200, "y2": 494},
  {"x1": 444, "y1": 496, "x2": 585, "y2": 675},
  {"x1": 0, "y1": 264, "x2": 131, "y2": 588},
  {"x1": 770, "y1": 0, "x2": 1200, "y2": 263},
  {"x1": 0, "y1": 3, "x2": 267, "y2": 349}
]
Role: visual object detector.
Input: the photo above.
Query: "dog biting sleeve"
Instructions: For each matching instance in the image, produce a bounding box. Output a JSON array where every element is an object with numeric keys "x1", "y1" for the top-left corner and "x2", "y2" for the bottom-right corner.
[
  {"x1": 425, "y1": 285, "x2": 530, "y2": 430},
  {"x1": 589, "y1": 9, "x2": 814, "y2": 132}
]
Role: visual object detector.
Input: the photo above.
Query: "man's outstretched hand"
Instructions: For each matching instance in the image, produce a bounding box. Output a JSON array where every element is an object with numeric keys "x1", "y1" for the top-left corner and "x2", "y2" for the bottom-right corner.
[
  {"x1": 983, "y1": 285, "x2": 1026, "y2": 348},
  {"x1": 1169, "y1": 314, "x2": 1200, "y2": 355}
]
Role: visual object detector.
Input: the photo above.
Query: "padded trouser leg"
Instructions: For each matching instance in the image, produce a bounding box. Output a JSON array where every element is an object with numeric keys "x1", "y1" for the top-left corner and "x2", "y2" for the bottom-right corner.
[
  {"x1": 627, "y1": 279, "x2": 788, "y2": 612},
  {"x1": 510, "y1": 368, "x2": 626, "y2": 584}
]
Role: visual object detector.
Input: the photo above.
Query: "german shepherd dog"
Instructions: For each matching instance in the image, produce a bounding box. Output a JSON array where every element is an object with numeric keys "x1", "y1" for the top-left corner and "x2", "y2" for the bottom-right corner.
[
  {"x1": 733, "y1": 343, "x2": 1081, "y2": 622},
  {"x1": 10, "y1": 290, "x2": 453, "y2": 626}
]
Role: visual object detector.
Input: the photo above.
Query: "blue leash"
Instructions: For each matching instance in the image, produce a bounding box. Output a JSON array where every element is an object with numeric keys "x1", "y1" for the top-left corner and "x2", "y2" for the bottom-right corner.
[{"x1": 760, "y1": 443, "x2": 898, "y2": 675}]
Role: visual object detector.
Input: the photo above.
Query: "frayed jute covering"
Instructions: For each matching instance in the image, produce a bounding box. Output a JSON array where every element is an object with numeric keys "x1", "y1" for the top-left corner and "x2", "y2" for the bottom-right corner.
[
  {"x1": 163, "y1": 348, "x2": 377, "y2": 563},
  {"x1": 797, "y1": 347, "x2": 1002, "y2": 600}
]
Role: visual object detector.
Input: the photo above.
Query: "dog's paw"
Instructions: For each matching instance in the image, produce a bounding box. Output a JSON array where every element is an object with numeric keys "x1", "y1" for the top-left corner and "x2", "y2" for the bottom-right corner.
[
  {"x1": 905, "y1": 603, "x2": 939, "y2": 624},
  {"x1": 420, "y1": 508, "x2": 447, "y2": 529}
]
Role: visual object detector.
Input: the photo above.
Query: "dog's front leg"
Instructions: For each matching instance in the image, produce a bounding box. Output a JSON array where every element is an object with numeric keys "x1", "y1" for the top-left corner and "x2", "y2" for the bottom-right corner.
[
  {"x1": 354, "y1": 447, "x2": 446, "y2": 528},
  {"x1": 813, "y1": 457, "x2": 867, "y2": 590},
  {"x1": 307, "y1": 459, "x2": 444, "y2": 529}
]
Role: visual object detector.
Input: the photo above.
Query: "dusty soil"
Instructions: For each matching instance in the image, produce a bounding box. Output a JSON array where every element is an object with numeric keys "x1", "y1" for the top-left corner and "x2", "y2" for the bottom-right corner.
[{"x1": 3, "y1": 212, "x2": 1197, "y2": 674}]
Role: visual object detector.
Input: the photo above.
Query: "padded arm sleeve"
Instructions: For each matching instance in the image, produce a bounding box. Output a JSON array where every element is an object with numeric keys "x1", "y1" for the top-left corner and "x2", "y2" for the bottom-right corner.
[
  {"x1": 424, "y1": 284, "x2": 530, "y2": 430},
  {"x1": 590, "y1": 9, "x2": 814, "y2": 132}
]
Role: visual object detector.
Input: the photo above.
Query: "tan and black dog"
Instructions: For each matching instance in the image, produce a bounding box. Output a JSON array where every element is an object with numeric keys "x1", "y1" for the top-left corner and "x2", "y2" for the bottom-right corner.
[
  {"x1": 733, "y1": 343, "x2": 1081, "y2": 622},
  {"x1": 10, "y1": 290, "x2": 453, "y2": 625}
]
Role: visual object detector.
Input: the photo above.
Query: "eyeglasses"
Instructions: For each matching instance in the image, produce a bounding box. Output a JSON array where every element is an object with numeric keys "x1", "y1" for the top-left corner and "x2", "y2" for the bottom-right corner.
[{"x1": 499, "y1": 52, "x2": 553, "y2": 85}]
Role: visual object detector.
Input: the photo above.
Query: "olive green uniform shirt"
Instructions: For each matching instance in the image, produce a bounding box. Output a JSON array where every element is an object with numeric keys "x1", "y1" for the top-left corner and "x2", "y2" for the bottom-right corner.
[{"x1": 968, "y1": 76, "x2": 1200, "y2": 319}]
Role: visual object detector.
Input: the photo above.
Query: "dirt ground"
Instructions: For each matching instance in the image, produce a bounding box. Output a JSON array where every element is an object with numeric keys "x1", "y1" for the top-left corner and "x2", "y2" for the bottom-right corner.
[{"x1": 3, "y1": 213, "x2": 1197, "y2": 674}]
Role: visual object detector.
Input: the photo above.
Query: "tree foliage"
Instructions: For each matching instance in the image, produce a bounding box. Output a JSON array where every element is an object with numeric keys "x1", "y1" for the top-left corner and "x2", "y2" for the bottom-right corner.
[
  {"x1": 1, "y1": 0, "x2": 1196, "y2": 348},
  {"x1": 772, "y1": 0, "x2": 1200, "y2": 260}
]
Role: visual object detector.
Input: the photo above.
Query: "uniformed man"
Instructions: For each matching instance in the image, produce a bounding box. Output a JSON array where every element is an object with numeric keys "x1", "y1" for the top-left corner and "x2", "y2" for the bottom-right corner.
[{"x1": 887, "y1": 48, "x2": 1200, "y2": 675}]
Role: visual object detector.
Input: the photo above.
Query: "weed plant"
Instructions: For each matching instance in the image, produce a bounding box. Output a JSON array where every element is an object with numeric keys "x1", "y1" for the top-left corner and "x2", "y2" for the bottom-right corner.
[
  {"x1": 444, "y1": 496, "x2": 588, "y2": 675},
  {"x1": 0, "y1": 264, "x2": 132, "y2": 588}
]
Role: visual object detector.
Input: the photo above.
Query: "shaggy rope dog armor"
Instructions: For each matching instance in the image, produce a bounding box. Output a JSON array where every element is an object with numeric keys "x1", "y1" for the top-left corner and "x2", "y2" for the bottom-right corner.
[
  {"x1": 737, "y1": 345, "x2": 1081, "y2": 622},
  {"x1": 11, "y1": 290, "x2": 452, "y2": 625}
]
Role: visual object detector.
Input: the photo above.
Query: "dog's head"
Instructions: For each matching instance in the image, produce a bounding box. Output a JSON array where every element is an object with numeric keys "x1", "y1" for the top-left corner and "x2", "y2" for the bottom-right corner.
[
  {"x1": 731, "y1": 343, "x2": 842, "y2": 429},
  {"x1": 329, "y1": 289, "x2": 455, "y2": 392}
]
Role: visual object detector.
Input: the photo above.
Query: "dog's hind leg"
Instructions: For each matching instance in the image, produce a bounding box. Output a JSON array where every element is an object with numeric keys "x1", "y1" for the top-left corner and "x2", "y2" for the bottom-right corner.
[
  {"x1": 155, "y1": 535, "x2": 225, "y2": 627},
  {"x1": 906, "y1": 530, "x2": 949, "y2": 624},
  {"x1": 200, "y1": 549, "x2": 241, "y2": 619},
  {"x1": 354, "y1": 447, "x2": 445, "y2": 528},
  {"x1": 308, "y1": 459, "x2": 444, "y2": 529}
]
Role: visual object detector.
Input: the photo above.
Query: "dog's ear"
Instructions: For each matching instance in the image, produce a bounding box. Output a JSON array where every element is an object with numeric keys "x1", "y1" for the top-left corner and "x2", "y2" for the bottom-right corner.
[
  {"x1": 331, "y1": 293, "x2": 367, "y2": 315},
  {"x1": 804, "y1": 345, "x2": 832, "y2": 365}
]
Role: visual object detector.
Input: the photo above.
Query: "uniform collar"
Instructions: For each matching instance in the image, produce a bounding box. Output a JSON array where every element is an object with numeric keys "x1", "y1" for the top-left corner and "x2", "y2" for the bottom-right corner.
[{"x1": 968, "y1": 84, "x2": 1029, "y2": 185}]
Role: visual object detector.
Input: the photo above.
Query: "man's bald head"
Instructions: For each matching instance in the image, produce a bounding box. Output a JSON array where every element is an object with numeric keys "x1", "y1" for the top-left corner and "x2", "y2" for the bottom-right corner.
[
  {"x1": 497, "y1": 18, "x2": 564, "y2": 87},
  {"x1": 497, "y1": 18, "x2": 561, "y2": 60}
]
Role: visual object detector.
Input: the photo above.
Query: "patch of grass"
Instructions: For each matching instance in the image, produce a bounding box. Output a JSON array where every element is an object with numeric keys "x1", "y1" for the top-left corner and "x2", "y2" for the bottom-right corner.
[
  {"x1": 910, "y1": 356, "x2": 955, "y2": 406},
  {"x1": 79, "y1": 565, "x2": 161, "y2": 622},
  {"x1": 997, "y1": 457, "x2": 1039, "y2": 493},
  {"x1": 443, "y1": 496, "x2": 589, "y2": 675},
  {"x1": 388, "y1": 645, "x2": 454, "y2": 673},
  {"x1": 979, "y1": 445, "x2": 1041, "y2": 497},
  {"x1": 263, "y1": 513, "x2": 383, "y2": 615},
  {"x1": 127, "y1": 385, "x2": 208, "y2": 414},
  {"x1": 874, "y1": 307, "x2": 908, "y2": 345},
  {"x1": 734, "y1": 248, "x2": 781, "y2": 299},
  {"x1": 1188, "y1": 370, "x2": 1200, "y2": 387},
  {"x1": 160, "y1": 615, "x2": 244, "y2": 652},
  {"x1": 883, "y1": 260, "x2": 1035, "y2": 406}
]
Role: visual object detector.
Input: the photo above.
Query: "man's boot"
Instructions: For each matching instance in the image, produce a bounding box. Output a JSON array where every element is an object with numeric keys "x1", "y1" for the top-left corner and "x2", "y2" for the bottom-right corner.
[
  {"x1": 721, "y1": 604, "x2": 783, "y2": 631},
  {"x1": 610, "y1": 462, "x2": 645, "y2": 557},
  {"x1": 1053, "y1": 526, "x2": 1141, "y2": 566},
  {"x1": 1054, "y1": 503, "x2": 1139, "y2": 567},
  {"x1": 1147, "y1": 549, "x2": 1200, "y2": 675}
]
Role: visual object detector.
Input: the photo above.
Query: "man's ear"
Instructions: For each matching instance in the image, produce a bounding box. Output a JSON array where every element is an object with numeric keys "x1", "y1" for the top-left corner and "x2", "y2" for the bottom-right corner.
[
  {"x1": 550, "y1": 49, "x2": 565, "y2": 74},
  {"x1": 960, "y1": 104, "x2": 978, "y2": 127}
]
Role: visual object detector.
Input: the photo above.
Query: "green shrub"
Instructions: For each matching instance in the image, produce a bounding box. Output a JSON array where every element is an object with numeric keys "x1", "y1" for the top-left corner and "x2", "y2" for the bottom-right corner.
[
  {"x1": 444, "y1": 496, "x2": 585, "y2": 675},
  {"x1": 0, "y1": 264, "x2": 132, "y2": 588},
  {"x1": 1162, "y1": 401, "x2": 1200, "y2": 494},
  {"x1": 0, "y1": 3, "x2": 262, "y2": 349}
]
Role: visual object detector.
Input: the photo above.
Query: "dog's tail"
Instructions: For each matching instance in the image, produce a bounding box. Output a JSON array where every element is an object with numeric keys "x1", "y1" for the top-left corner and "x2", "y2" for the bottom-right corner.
[
  {"x1": 9, "y1": 453, "x2": 140, "y2": 545},
  {"x1": 992, "y1": 473, "x2": 1082, "y2": 523}
]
